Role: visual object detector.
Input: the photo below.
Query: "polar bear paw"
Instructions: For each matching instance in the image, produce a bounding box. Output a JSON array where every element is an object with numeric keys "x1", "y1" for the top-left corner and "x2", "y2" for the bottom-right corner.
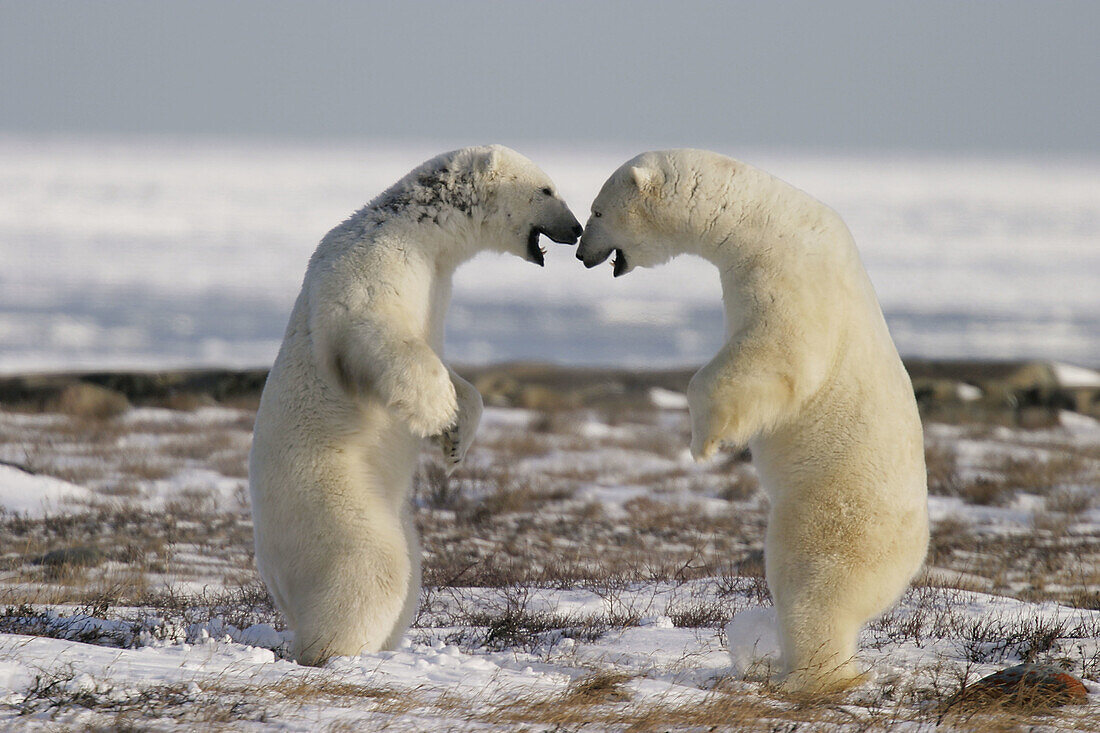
[
  {"x1": 389, "y1": 360, "x2": 458, "y2": 438},
  {"x1": 396, "y1": 394, "x2": 457, "y2": 439},
  {"x1": 438, "y1": 380, "x2": 483, "y2": 474},
  {"x1": 687, "y1": 368, "x2": 727, "y2": 461},
  {"x1": 689, "y1": 403, "x2": 729, "y2": 462},
  {"x1": 780, "y1": 664, "x2": 869, "y2": 699},
  {"x1": 438, "y1": 423, "x2": 465, "y2": 472},
  {"x1": 690, "y1": 425, "x2": 720, "y2": 462}
]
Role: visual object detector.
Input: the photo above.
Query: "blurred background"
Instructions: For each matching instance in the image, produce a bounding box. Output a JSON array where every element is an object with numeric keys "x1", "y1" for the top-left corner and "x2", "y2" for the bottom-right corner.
[{"x1": 1, "y1": 0, "x2": 1098, "y2": 372}]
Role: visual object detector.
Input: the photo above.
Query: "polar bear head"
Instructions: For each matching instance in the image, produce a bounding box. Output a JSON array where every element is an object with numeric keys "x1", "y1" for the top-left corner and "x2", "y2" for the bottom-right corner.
[
  {"x1": 375, "y1": 145, "x2": 582, "y2": 267},
  {"x1": 474, "y1": 145, "x2": 583, "y2": 266},
  {"x1": 576, "y1": 149, "x2": 751, "y2": 276}
]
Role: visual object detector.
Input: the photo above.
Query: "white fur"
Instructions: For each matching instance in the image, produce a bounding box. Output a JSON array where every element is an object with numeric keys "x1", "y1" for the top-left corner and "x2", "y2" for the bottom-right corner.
[
  {"x1": 249, "y1": 145, "x2": 580, "y2": 665},
  {"x1": 579, "y1": 150, "x2": 929, "y2": 694}
]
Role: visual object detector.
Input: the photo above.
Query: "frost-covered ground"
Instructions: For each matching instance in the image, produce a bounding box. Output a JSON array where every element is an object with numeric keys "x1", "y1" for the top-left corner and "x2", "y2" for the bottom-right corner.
[
  {"x1": 1, "y1": 394, "x2": 1099, "y2": 730},
  {"x1": 2, "y1": 134, "x2": 1099, "y2": 371}
]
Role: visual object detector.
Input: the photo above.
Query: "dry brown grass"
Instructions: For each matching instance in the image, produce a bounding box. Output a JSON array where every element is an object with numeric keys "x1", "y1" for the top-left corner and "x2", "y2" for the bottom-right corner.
[
  {"x1": 3, "y1": 391, "x2": 1100, "y2": 730},
  {"x1": 925, "y1": 441, "x2": 961, "y2": 496},
  {"x1": 1046, "y1": 487, "x2": 1097, "y2": 515},
  {"x1": 261, "y1": 676, "x2": 411, "y2": 712},
  {"x1": 998, "y1": 452, "x2": 1093, "y2": 492},
  {"x1": 958, "y1": 476, "x2": 1016, "y2": 506}
]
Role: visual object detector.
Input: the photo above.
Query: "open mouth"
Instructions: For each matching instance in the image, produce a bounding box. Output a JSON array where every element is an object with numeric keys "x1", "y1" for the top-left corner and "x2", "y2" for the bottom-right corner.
[
  {"x1": 612, "y1": 249, "x2": 627, "y2": 277},
  {"x1": 527, "y1": 225, "x2": 582, "y2": 265},
  {"x1": 581, "y1": 247, "x2": 627, "y2": 276},
  {"x1": 526, "y1": 227, "x2": 547, "y2": 266},
  {"x1": 579, "y1": 247, "x2": 611, "y2": 268}
]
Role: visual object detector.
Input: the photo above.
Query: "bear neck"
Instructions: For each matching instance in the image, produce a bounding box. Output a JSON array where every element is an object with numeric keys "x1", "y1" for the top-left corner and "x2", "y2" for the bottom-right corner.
[
  {"x1": 677, "y1": 188, "x2": 859, "y2": 340},
  {"x1": 394, "y1": 216, "x2": 486, "y2": 275},
  {"x1": 684, "y1": 187, "x2": 854, "y2": 278}
]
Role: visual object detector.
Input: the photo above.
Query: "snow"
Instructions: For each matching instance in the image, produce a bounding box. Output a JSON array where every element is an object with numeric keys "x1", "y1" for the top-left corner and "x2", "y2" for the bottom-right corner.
[
  {"x1": 0, "y1": 401, "x2": 1098, "y2": 728},
  {"x1": 119, "y1": 406, "x2": 247, "y2": 426},
  {"x1": 0, "y1": 465, "x2": 91, "y2": 517},
  {"x1": 1, "y1": 585, "x2": 1096, "y2": 729},
  {"x1": 2, "y1": 134, "x2": 1099, "y2": 371},
  {"x1": 726, "y1": 607, "x2": 780, "y2": 675},
  {"x1": 649, "y1": 387, "x2": 690, "y2": 410},
  {"x1": 955, "y1": 383, "x2": 983, "y2": 402},
  {"x1": 1053, "y1": 362, "x2": 1100, "y2": 389},
  {"x1": 1061, "y1": 410, "x2": 1100, "y2": 434}
]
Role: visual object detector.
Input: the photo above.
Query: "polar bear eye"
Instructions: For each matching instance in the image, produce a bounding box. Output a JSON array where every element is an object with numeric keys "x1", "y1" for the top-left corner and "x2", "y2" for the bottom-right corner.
[
  {"x1": 592, "y1": 211, "x2": 602, "y2": 218},
  {"x1": 539, "y1": 187, "x2": 552, "y2": 196}
]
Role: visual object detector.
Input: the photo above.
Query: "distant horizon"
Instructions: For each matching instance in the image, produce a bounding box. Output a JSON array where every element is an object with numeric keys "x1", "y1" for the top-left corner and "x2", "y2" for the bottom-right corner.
[{"x1": 6, "y1": 129, "x2": 1100, "y2": 165}]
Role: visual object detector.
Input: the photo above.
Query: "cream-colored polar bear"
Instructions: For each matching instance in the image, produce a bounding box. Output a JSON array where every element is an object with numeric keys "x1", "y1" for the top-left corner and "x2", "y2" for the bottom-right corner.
[
  {"x1": 249, "y1": 146, "x2": 581, "y2": 665},
  {"x1": 578, "y1": 150, "x2": 928, "y2": 694}
]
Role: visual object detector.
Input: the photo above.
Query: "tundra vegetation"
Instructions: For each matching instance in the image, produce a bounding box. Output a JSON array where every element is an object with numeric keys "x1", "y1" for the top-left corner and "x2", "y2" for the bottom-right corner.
[{"x1": 0, "y1": 362, "x2": 1098, "y2": 730}]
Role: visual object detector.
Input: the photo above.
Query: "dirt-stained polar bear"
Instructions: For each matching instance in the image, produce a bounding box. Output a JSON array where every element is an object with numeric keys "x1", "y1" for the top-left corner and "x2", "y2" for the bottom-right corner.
[
  {"x1": 577, "y1": 150, "x2": 928, "y2": 694},
  {"x1": 250, "y1": 146, "x2": 582, "y2": 665}
]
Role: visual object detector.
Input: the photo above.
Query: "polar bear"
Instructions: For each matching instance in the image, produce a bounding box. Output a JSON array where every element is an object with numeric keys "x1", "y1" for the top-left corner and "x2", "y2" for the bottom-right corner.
[
  {"x1": 249, "y1": 145, "x2": 582, "y2": 665},
  {"x1": 577, "y1": 150, "x2": 928, "y2": 694}
]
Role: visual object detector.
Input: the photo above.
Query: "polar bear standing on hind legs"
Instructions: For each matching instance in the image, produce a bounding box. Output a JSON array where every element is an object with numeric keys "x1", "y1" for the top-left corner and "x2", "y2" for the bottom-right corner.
[
  {"x1": 249, "y1": 146, "x2": 582, "y2": 665},
  {"x1": 577, "y1": 149, "x2": 928, "y2": 695}
]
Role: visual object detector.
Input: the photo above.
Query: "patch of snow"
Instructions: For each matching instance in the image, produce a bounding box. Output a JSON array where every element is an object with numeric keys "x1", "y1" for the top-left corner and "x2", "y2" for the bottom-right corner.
[
  {"x1": 956, "y1": 383, "x2": 983, "y2": 402},
  {"x1": 479, "y1": 406, "x2": 537, "y2": 429},
  {"x1": 726, "y1": 607, "x2": 780, "y2": 676},
  {"x1": 576, "y1": 420, "x2": 636, "y2": 441},
  {"x1": 0, "y1": 465, "x2": 92, "y2": 517},
  {"x1": 1060, "y1": 409, "x2": 1100, "y2": 434},
  {"x1": 238, "y1": 623, "x2": 285, "y2": 650},
  {"x1": 120, "y1": 405, "x2": 248, "y2": 426},
  {"x1": 521, "y1": 448, "x2": 678, "y2": 479},
  {"x1": 1052, "y1": 362, "x2": 1100, "y2": 388},
  {"x1": 640, "y1": 615, "x2": 675, "y2": 629},
  {"x1": 649, "y1": 387, "x2": 689, "y2": 410}
]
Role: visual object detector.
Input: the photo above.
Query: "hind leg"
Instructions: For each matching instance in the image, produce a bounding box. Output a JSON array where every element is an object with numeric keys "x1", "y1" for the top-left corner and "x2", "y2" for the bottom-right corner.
[
  {"x1": 772, "y1": 596, "x2": 864, "y2": 695},
  {"x1": 289, "y1": 533, "x2": 413, "y2": 666},
  {"x1": 766, "y1": 493, "x2": 927, "y2": 695},
  {"x1": 381, "y1": 509, "x2": 422, "y2": 650},
  {"x1": 765, "y1": 513, "x2": 866, "y2": 695}
]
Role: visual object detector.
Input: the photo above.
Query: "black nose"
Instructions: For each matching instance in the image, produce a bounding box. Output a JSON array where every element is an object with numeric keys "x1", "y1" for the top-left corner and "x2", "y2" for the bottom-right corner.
[{"x1": 571, "y1": 222, "x2": 583, "y2": 239}]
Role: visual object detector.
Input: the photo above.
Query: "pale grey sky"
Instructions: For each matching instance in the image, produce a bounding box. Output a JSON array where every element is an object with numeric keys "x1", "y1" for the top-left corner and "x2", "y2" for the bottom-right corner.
[{"x1": 1, "y1": 1, "x2": 1097, "y2": 153}]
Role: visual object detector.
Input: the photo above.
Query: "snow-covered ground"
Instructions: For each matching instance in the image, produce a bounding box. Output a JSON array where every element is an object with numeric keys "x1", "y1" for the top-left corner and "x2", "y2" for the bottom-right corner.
[
  {"x1": 1, "y1": 396, "x2": 1098, "y2": 730},
  {"x1": 2, "y1": 134, "x2": 1099, "y2": 372}
]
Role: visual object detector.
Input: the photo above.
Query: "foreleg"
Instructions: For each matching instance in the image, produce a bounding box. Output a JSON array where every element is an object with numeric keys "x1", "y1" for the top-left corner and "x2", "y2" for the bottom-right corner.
[{"x1": 438, "y1": 368, "x2": 483, "y2": 473}]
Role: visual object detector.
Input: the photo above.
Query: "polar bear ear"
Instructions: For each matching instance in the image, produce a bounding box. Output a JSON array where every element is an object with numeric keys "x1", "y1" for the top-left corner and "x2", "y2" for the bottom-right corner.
[
  {"x1": 475, "y1": 148, "x2": 502, "y2": 178},
  {"x1": 630, "y1": 165, "x2": 663, "y2": 192}
]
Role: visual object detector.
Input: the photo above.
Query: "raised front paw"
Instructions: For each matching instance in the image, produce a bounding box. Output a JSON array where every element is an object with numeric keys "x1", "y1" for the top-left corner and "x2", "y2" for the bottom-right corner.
[
  {"x1": 688, "y1": 370, "x2": 726, "y2": 461},
  {"x1": 389, "y1": 359, "x2": 458, "y2": 438},
  {"x1": 438, "y1": 422, "x2": 463, "y2": 471},
  {"x1": 690, "y1": 400, "x2": 738, "y2": 461},
  {"x1": 438, "y1": 383, "x2": 483, "y2": 474},
  {"x1": 690, "y1": 411, "x2": 722, "y2": 462}
]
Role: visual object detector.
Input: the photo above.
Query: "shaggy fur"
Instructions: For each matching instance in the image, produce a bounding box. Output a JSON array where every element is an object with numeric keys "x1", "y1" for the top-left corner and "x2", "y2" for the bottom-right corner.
[
  {"x1": 578, "y1": 149, "x2": 929, "y2": 694},
  {"x1": 249, "y1": 146, "x2": 581, "y2": 665}
]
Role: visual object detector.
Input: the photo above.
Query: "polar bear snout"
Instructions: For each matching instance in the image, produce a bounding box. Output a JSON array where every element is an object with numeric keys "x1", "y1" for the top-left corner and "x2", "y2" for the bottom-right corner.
[
  {"x1": 538, "y1": 215, "x2": 583, "y2": 245},
  {"x1": 526, "y1": 213, "x2": 582, "y2": 266},
  {"x1": 525, "y1": 206, "x2": 582, "y2": 265},
  {"x1": 576, "y1": 231, "x2": 625, "y2": 275}
]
